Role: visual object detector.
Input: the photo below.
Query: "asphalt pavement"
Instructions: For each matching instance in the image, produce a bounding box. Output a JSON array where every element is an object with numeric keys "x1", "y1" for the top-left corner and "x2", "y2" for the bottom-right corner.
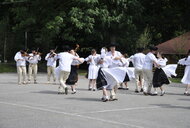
[{"x1": 0, "y1": 73, "x2": 190, "y2": 128}]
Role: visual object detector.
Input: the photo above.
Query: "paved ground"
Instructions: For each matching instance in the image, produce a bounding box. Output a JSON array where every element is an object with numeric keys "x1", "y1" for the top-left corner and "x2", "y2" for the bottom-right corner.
[{"x1": 0, "y1": 73, "x2": 190, "y2": 128}]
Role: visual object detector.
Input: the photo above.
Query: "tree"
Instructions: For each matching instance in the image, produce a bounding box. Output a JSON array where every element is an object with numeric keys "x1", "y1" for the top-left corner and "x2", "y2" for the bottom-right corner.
[{"x1": 136, "y1": 26, "x2": 152, "y2": 48}]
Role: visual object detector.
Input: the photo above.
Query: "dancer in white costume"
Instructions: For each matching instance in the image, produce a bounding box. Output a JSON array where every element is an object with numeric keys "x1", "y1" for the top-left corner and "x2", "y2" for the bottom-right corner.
[
  {"x1": 85, "y1": 49, "x2": 100, "y2": 91},
  {"x1": 97, "y1": 47, "x2": 112, "y2": 102},
  {"x1": 143, "y1": 46, "x2": 159, "y2": 95},
  {"x1": 178, "y1": 49, "x2": 190, "y2": 96},
  {"x1": 66, "y1": 47, "x2": 84, "y2": 94},
  {"x1": 106, "y1": 43, "x2": 123, "y2": 100},
  {"x1": 55, "y1": 45, "x2": 83, "y2": 94},
  {"x1": 131, "y1": 48, "x2": 145, "y2": 93},
  {"x1": 153, "y1": 52, "x2": 170, "y2": 96},
  {"x1": 118, "y1": 53, "x2": 131, "y2": 90}
]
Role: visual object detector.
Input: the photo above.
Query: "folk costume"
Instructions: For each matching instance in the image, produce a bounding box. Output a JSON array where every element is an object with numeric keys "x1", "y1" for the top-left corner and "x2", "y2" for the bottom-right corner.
[
  {"x1": 132, "y1": 52, "x2": 146, "y2": 93},
  {"x1": 45, "y1": 52, "x2": 57, "y2": 84},
  {"x1": 27, "y1": 51, "x2": 41, "y2": 84},
  {"x1": 14, "y1": 51, "x2": 27, "y2": 85}
]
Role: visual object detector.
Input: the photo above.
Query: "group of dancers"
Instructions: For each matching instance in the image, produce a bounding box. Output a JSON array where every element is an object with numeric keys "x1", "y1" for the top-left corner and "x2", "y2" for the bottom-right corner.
[{"x1": 14, "y1": 44, "x2": 190, "y2": 102}]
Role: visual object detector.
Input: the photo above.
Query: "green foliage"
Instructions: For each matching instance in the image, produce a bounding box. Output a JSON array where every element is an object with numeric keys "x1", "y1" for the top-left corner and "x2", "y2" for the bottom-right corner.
[
  {"x1": 0, "y1": 0, "x2": 190, "y2": 60},
  {"x1": 136, "y1": 26, "x2": 152, "y2": 48}
]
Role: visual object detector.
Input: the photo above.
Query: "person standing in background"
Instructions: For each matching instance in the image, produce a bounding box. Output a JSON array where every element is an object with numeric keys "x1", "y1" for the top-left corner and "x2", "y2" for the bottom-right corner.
[
  {"x1": 14, "y1": 50, "x2": 27, "y2": 85},
  {"x1": 27, "y1": 48, "x2": 41, "y2": 84},
  {"x1": 45, "y1": 49, "x2": 57, "y2": 84}
]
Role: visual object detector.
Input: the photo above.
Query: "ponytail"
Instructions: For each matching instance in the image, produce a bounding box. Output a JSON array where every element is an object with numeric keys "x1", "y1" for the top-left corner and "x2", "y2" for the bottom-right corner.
[{"x1": 185, "y1": 49, "x2": 190, "y2": 61}]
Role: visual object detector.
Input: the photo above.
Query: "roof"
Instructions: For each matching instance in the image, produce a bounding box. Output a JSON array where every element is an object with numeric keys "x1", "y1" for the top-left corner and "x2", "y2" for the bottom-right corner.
[{"x1": 156, "y1": 32, "x2": 190, "y2": 54}]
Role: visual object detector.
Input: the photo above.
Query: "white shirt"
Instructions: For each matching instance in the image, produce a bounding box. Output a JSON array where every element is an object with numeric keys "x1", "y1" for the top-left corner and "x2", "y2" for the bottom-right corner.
[
  {"x1": 143, "y1": 52, "x2": 158, "y2": 70},
  {"x1": 71, "y1": 53, "x2": 84, "y2": 65},
  {"x1": 157, "y1": 58, "x2": 168, "y2": 68},
  {"x1": 178, "y1": 56, "x2": 190, "y2": 66},
  {"x1": 85, "y1": 54, "x2": 100, "y2": 66},
  {"x1": 27, "y1": 53, "x2": 41, "y2": 64},
  {"x1": 106, "y1": 51, "x2": 122, "y2": 68},
  {"x1": 14, "y1": 52, "x2": 27, "y2": 66},
  {"x1": 132, "y1": 53, "x2": 146, "y2": 69},
  {"x1": 186, "y1": 56, "x2": 190, "y2": 66},
  {"x1": 45, "y1": 53, "x2": 57, "y2": 67},
  {"x1": 121, "y1": 58, "x2": 130, "y2": 67},
  {"x1": 56, "y1": 52, "x2": 78, "y2": 72},
  {"x1": 98, "y1": 56, "x2": 112, "y2": 68},
  {"x1": 184, "y1": 56, "x2": 190, "y2": 66}
]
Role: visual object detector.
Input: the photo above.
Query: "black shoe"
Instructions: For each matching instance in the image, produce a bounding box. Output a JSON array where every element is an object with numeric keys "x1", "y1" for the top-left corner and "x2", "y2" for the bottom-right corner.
[
  {"x1": 109, "y1": 98, "x2": 118, "y2": 101},
  {"x1": 102, "y1": 99, "x2": 109, "y2": 102},
  {"x1": 93, "y1": 89, "x2": 96, "y2": 91},
  {"x1": 124, "y1": 87, "x2": 129, "y2": 90},
  {"x1": 65, "y1": 87, "x2": 68, "y2": 95},
  {"x1": 140, "y1": 88, "x2": 144, "y2": 92},
  {"x1": 135, "y1": 90, "x2": 139, "y2": 93},
  {"x1": 143, "y1": 92, "x2": 148, "y2": 96},
  {"x1": 184, "y1": 92, "x2": 189, "y2": 96},
  {"x1": 147, "y1": 93, "x2": 155, "y2": 96},
  {"x1": 160, "y1": 91, "x2": 165, "y2": 96},
  {"x1": 58, "y1": 92, "x2": 64, "y2": 94},
  {"x1": 88, "y1": 88, "x2": 92, "y2": 91},
  {"x1": 71, "y1": 91, "x2": 76, "y2": 94},
  {"x1": 118, "y1": 87, "x2": 124, "y2": 90}
]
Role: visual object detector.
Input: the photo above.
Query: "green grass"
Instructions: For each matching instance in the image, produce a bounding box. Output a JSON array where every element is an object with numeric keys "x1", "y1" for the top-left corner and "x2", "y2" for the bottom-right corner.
[
  {"x1": 0, "y1": 63, "x2": 16, "y2": 73},
  {"x1": 78, "y1": 69, "x2": 87, "y2": 76},
  {"x1": 169, "y1": 78, "x2": 181, "y2": 83}
]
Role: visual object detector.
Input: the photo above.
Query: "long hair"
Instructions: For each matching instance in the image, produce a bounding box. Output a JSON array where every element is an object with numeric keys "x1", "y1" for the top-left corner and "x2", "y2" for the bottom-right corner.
[
  {"x1": 158, "y1": 52, "x2": 165, "y2": 59},
  {"x1": 185, "y1": 49, "x2": 190, "y2": 61}
]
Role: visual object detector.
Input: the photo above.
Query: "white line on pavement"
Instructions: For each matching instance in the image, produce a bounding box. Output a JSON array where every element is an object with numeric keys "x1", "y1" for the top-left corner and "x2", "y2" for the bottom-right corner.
[
  {"x1": 73, "y1": 106, "x2": 161, "y2": 115},
  {"x1": 0, "y1": 101, "x2": 144, "y2": 128}
]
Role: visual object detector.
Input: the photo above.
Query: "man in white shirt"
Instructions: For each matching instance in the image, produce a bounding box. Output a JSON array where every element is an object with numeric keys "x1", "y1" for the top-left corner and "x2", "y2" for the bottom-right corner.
[
  {"x1": 27, "y1": 49, "x2": 41, "y2": 84},
  {"x1": 45, "y1": 49, "x2": 57, "y2": 84},
  {"x1": 132, "y1": 48, "x2": 146, "y2": 93},
  {"x1": 56, "y1": 45, "x2": 83, "y2": 94},
  {"x1": 14, "y1": 50, "x2": 27, "y2": 85},
  {"x1": 143, "y1": 46, "x2": 159, "y2": 95}
]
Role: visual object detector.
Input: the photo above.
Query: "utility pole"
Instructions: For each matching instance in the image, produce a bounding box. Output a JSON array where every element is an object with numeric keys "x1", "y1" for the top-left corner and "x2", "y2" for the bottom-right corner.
[
  {"x1": 25, "y1": 31, "x2": 28, "y2": 50},
  {"x1": 4, "y1": 32, "x2": 7, "y2": 63}
]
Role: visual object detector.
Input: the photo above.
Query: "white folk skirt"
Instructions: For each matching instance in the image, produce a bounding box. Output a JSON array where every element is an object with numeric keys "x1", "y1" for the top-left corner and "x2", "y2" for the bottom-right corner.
[
  {"x1": 181, "y1": 66, "x2": 190, "y2": 84},
  {"x1": 162, "y1": 64, "x2": 177, "y2": 78},
  {"x1": 88, "y1": 65, "x2": 99, "y2": 79}
]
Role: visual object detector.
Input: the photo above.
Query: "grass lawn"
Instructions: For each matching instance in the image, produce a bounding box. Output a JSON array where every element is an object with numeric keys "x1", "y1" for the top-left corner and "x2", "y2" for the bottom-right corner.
[
  {"x1": 0, "y1": 64, "x2": 182, "y2": 84},
  {"x1": 169, "y1": 78, "x2": 181, "y2": 83},
  {"x1": 78, "y1": 69, "x2": 87, "y2": 76},
  {"x1": 0, "y1": 63, "x2": 16, "y2": 73}
]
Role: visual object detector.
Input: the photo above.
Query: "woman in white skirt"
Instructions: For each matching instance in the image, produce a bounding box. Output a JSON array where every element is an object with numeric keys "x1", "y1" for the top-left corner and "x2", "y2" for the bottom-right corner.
[
  {"x1": 118, "y1": 53, "x2": 131, "y2": 90},
  {"x1": 178, "y1": 49, "x2": 190, "y2": 96},
  {"x1": 85, "y1": 49, "x2": 100, "y2": 91}
]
